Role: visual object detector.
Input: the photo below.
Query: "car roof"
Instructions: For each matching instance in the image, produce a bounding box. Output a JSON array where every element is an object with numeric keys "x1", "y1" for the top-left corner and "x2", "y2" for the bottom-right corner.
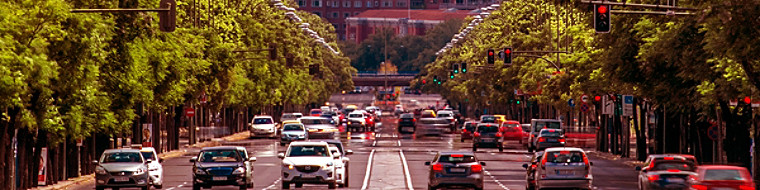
[
  {"x1": 282, "y1": 120, "x2": 301, "y2": 124},
  {"x1": 201, "y1": 146, "x2": 245, "y2": 151},
  {"x1": 103, "y1": 149, "x2": 142, "y2": 153},
  {"x1": 477, "y1": 123, "x2": 499, "y2": 127},
  {"x1": 540, "y1": 128, "x2": 563, "y2": 132},
  {"x1": 439, "y1": 151, "x2": 475, "y2": 156},
  {"x1": 254, "y1": 115, "x2": 273, "y2": 119},
  {"x1": 348, "y1": 111, "x2": 365, "y2": 114},
  {"x1": 503, "y1": 120, "x2": 520, "y2": 124},
  {"x1": 544, "y1": 147, "x2": 585, "y2": 152},
  {"x1": 399, "y1": 113, "x2": 414, "y2": 117},
  {"x1": 300, "y1": 116, "x2": 328, "y2": 119},
  {"x1": 437, "y1": 110, "x2": 453, "y2": 114},
  {"x1": 140, "y1": 147, "x2": 156, "y2": 152},
  {"x1": 290, "y1": 141, "x2": 329, "y2": 146},
  {"x1": 697, "y1": 165, "x2": 748, "y2": 170},
  {"x1": 532, "y1": 119, "x2": 561, "y2": 122},
  {"x1": 464, "y1": 121, "x2": 479, "y2": 124}
]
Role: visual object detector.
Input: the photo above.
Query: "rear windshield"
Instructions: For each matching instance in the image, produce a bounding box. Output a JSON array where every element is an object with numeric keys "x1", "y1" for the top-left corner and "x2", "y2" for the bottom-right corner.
[
  {"x1": 438, "y1": 155, "x2": 476, "y2": 163},
  {"x1": 521, "y1": 125, "x2": 531, "y2": 132},
  {"x1": 438, "y1": 114, "x2": 452, "y2": 117},
  {"x1": 400, "y1": 114, "x2": 414, "y2": 118},
  {"x1": 477, "y1": 126, "x2": 499, "y2": 133},
  {"x1": 420, "y1": 119, "x2": 449, "y2": 124},
  {"x1": 545, "y1": 151, "x2": 585, "y2": 163},
  {"x1": 283, "y1": 124, "x2": 304, "y2": 131},
  {"x1": 653, "y1": 161, "x2": 695, "y2": 171},
  {"x1": 465, "y1": 123, "x2": 477, "y2": 131},
  {"x1": 301, "y1": 119, "x2": 331, "y2": 124},
  {"x1": 349, "y1": 114, "x2": 363, "y2": 118},
  {"x1": 140, "y1": 151, "x2": 155, "y2": 160},
  {"x1": 533, "y1": 121, "x2": 561, "y2": 132},
  {"x1": 540, "y1": 130, "x2": 562, "y2": 137},
  {"x1": 502, "y1": 123, "x2": 519, "y2": 128},
  {"x1": 310, "y1": 110, "x2": 322, "y2": 114},
  {"x1": 288, "y1": 146, "x2": 329, "y2": 157},
  {"x1": 704, "y1": 169, "x2": 745, "y2": 181},
  {"x1": 254, "y1": 118, "x2": 273, "y2": 124}
]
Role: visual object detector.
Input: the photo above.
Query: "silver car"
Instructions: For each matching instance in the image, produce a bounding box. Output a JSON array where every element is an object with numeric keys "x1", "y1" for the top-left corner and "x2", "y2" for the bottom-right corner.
[
  {"x1": 280, "y1": 123, "x2": 308, "y2": 146},
  {"x1": 534, "y1": 147, "x2": 593, "y2": 190},
  {"x1": 426, "y1": 151, "x2": 485, "y2": 190},
  {"x1": 415, "y1": 118, "x2": 451, "y2": 136},
  {"x1": 300, "y1": 117, "x2": 339, "y2": 139},
  {"x1": 94, "y1": 149, "x2": 151, "y2": 190}
]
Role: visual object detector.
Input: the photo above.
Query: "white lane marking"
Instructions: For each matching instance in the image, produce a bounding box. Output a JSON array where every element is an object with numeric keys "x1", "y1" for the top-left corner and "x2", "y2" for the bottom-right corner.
[
  {"x1": 484, "y1": 170, "x2": 510, "y2": 190},
  {"x1": 397, "y1": 140, "x2": 401, "y2": 147},
  {"x1": 399, "y1": 150, "x2": 414, "y2": 190},
  {"x1": 372, "y1": 140, "x2": 377, "y2": 147},
  {"x1": 361, "y1": 149, "x2": 376, "y2": 190},
  {"x1": 263, "y1": 177, "x2": 282, "y2": 190}
]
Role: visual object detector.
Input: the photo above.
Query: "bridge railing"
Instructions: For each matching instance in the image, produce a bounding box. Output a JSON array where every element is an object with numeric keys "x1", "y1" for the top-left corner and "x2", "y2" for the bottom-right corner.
[{"x1": 355, "y1": 71, "x2": 418, "y2": 77}]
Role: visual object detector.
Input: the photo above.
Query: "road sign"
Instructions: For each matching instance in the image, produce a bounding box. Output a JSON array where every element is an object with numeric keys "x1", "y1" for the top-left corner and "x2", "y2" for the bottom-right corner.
[
  {"x1": 581, "y1": 94, "x2": 589, "y2": 103},
  {"x1": 623, "y1": 95, "x2": 633, "y2": 116},
  {"x1": 568, "y1": 99, "x2": 575, "y2": 107},
  {"x1": 581, "y1": 103, "x2": 589, "y2": 113},
  {"x1": 708, "y1": 124, "x2": 719, "y2": 141},
  {"x1": 184, "y1": 107, "x2": 195, "y2": 117},
  {"x1": 602, "y1": 95, "x2": 614, "y2": 115}
]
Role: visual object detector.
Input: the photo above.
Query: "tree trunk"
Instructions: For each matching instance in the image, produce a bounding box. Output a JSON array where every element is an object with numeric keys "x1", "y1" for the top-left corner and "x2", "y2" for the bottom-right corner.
[{"x1": 635, "y1": 99, "x2": 647, "y2": 161}]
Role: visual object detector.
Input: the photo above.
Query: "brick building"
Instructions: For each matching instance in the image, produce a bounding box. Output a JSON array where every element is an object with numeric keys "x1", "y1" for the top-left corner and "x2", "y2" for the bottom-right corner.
[
  {"x1": 295, "y1": 0, "x2": 498, "y2": 40},
  {"x1": 345, "y1": 9, "x2": 473, "y2": 43}
]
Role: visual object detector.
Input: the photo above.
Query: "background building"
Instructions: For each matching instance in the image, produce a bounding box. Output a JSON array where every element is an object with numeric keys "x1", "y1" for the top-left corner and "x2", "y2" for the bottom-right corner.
[{"x1": 345, "y1": 9, "x2": 473, "y2": 43}]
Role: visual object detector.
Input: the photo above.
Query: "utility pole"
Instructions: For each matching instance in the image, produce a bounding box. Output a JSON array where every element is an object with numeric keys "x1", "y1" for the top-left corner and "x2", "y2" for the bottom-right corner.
[{"x1": 384, "y1": 32, "x2": 389, "y2": 110}]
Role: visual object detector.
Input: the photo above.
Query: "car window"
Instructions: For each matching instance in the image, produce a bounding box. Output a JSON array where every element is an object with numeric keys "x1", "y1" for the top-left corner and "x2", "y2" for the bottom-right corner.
[
  {"x1": 283, "y1": 124, "x2": 304, "y2": 131},
  {"x1": 704, "y1": 169, "x2": 744, "y2": 181},
  {"x1": 477, "y1": 126, "x2": 499, "y2": 133},
  {"x1": 288, "y1": 146, "x2": 329, "y2": 157},
  {"x1": 540, "y1": 130, "x2": 562, "y2": 137},
  {"x1": 652, "y1": 161, "x2": 695, "y2": 171},
  {"x1": 301, "y1": 119, "x2": 331, "y2": 124},
  {"x1": 521, "y1": 125, "x2": 531, "y2": 132},
  {"x1": 102, "y1": 152, "x2": 143, "y2": 163},
  {"x1": 545, "y1": 151, "x2": 585, "y2": 163},
  {"x1": 503, "y1": 124, "x2": 519, "y2": 128},
  {"x1": 199, "y1": 150, "x2": 241, "y2": 162},
  {"x1": 349, "y1": 114, "x2": 363, "y2": 118},
  {"x1": 533, "y1": 121, "x2": 561, "y2": 132},
  {"x1": 465, "y1": 124, "x2": 476, "y2": 131},
  {"x1": 437, "y1": 114, "x2": 451, "y2": 117},
  {"x1": 400, "y1": 114, "x2": 414, "y2": 118},
  {"x1": 437, "y1": 155, "x2": 476, "y2": 163},
  {"x1": 140, "y1": 151, "x2": 155, "y2": 160},
  {"x1": 254, "y1": 118, "x2": 273, "y2": 124}
]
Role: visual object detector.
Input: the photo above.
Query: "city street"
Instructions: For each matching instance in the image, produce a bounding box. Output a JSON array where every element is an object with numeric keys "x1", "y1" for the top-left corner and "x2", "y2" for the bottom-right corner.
[{"x1": 71, "y1": 116, "x2": 637, "y2": 190}]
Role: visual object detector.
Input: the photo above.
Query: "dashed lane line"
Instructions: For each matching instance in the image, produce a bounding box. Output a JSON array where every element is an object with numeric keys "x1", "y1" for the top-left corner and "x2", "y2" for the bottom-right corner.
[
  {"x1": 484, "y1": 170, "x2": 510, "y2": 190},
  {"x1": 262, "y1": 177, "x2": 281, "y2": 190},
  {"x1": 361, "y1": 149, "x2": 376, "y2": 190},
  {"x1": 399, "y1": 150, "x2": 414, "y2": 190}
]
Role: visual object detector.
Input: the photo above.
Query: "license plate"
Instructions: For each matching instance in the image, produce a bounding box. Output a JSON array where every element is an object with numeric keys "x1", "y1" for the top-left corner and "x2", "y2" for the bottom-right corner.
[
  {"x1": 213, "y1": 176, "x2": 227, "y2": 181},
  {"x1": 547, "y1": 138, "x2": 557, "y2": 142},
  {"x1": 665, "y1": 178, "x2": 684, "y2": 183},
  {"x1": 482, "y1": 139, "x2": 493, "y2": 142},
  {"x1": 113, "y1": 176, "x2": 129, "y2": 182},
  {"x1": 300, "y1": 174, "x2": 317, "y2": 178},
  {"x1": 449, "y1": 168, "x2": 466, "y2": 173},
  {"x1": 556, "y1": 170, "x2": 573, "y2": 175}
]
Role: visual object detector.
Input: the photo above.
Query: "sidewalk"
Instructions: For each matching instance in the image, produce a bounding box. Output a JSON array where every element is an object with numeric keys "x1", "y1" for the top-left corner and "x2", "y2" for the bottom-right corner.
[{"x1": 31, "y1": 131, "x2": 252, "y2": 190}]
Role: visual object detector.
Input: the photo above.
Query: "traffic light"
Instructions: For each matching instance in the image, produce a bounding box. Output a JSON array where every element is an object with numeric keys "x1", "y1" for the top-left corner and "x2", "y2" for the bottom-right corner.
[
  {"x1": 487, "y1": 49, "x2": 495, "y2": 65},
  {"x1": 461, "y1": 63, "x2": 467, "y2": 73},
  {"x1": 594, "y1": 95, "x2": 601, "y2": 102},
  {"x1": 449, "y1": 71, "x2": 455, "y2": 79},
  {"x1": 453, "y1": 63, "x2": 459, "y2": 74},
  {"x1": 503, "y1": 47, "x2": 513, "y2": 65},
  {"x1": 433, "y1": 76, "x2": 439, "y2": 83},
  {"x1": 422, "y1": 79, "x2": 426, "y2": 84},
  {"x1": 744, "y1": 96, "x2": 751, "y2": 104},
  {"x1": 594, "y1": 4, "x2": 611, "y2": 33}
]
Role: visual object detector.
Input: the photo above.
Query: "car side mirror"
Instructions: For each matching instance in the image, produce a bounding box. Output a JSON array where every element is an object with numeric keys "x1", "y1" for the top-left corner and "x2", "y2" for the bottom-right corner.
[
  {"x1": 189, "y1": 157, "x2": 197, "y2": 163},
  {"x1": 522, "y1": 163, "x2": 529, "y2": 169},
  {"x1": 92, "y1": 160, "x2": 99, "y2": 165},
  {"x1": 277, "y1": 153, "x2": 285, "y2": 159},
  {"x1": 346, "y1": 150, "x2": 353, "y2": 155},
  {"x1": 425, "y1": 161, "x2": 431, "y2": 166},
  {"x1": 635, "y1": 166, "x2": 642, "y2": 171},
  {"x1": 480, "y1": 161, "x2": 486, "y2": 166},
  {"x1": 249, "y1": 157, "x2": 257, "y2": 162}
]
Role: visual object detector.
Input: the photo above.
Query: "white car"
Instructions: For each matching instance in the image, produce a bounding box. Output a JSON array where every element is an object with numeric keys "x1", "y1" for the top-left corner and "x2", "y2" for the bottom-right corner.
[
  {"x1": 140, "y1": 147, "x2": 163, "y2": 189},
  {"x1": 279, "y1": 142, "x2": 339, "y2": 189},
  {"x1": 346, "y1": 111, "x2": 367, "y2": 132},
  {"x1": 328, "y1": 146, "x2": 347, "y2": 187},
  {"x1": 249, "y1": 115, "x2": 278, "y2": 138}
]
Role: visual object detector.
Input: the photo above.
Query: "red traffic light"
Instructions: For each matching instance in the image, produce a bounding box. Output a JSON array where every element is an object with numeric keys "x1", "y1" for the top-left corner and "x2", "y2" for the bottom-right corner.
[
  {"x1": 744, "y1": 96, "x2": 751, "y2": 104},
  {"x1": 594, "y1": 96, "x2": 601, "y2": 101},
  {"x1": 488, "y1": 51, "x2": 494, "y2": 56},
  {"x1": 504, "y1": 49, "x2": 511, "y2": 54},
  {"x1": 597, "y1": 5, "x2": 608, "y2": 14},
  {"x1": 422, "y1": 79, "x2": 426, "y2": 84}
]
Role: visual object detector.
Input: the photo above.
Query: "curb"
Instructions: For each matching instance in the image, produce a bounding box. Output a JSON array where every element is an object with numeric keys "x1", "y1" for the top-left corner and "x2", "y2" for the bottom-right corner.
[
  {"x1": 31, "y1": 131, "x2": 252, "y2": 190},
  {"x1": 587, "y1": 151, "x2": 644, "y2": 167}
]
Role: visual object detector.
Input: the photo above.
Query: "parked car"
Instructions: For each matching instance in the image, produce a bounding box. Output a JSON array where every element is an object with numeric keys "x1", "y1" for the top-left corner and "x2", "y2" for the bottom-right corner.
[
  {"x1": 190, "y1": 146, "x2": 256, "y2": 190},
  {"x1": 94, "y1": 149, "x2": 151, "y2": 190},
  {"x1": 689, "y1": 165, "x2": 755, "y2": 190},
  {"x1": 397, "y1": 113, "x2": 416, "y2": 134},
  {"x1": 249, "y1": 115, "x2": 278, "y2": 138},
  {"x1": 281, "y1": 113, "x2": 303, "y2": 122},
  {"x1": 346, "y1": 111, "x2": 368, "y2": 132},
  {"x1": 140, "y1": 147, "x2": 164, "y2": 189},
  {"x1": 309, "y1": 109, "x2": 323, "y2": 116},
  {"x1": 280, "y1": 123, "x2": 308, "y2": 146},
  {"x1": 500, "y1": 120, "x2": 527, "y2": 144},
  {"x1": 279, "y1": 141, "x2": 339, "y2": 189},
  {"x1": 472, "y1": 123, "x2": 503, "y2": 152},
  {"x1": 534, "y1": 129, "x2": 566, "y2": 150},
  {"x1": 300, "y1": 116, "x2": 338, "y2": 139},
  {"x1": 522, "y1": 151, "x2": 545, "y2": 190},
  {"x1": 415, "y1": 118, "x2": 451, "y2": 137},
  {"x1": 436, "y1": 110, "x2": 457, "y2": 133},
  {"x1": 533, "y1": 147, "x2": 593, "y2": 190},
  {"x1": 460, "y1": 121, "x2": 478, "y2": 142},
  {"x1": 425, "y1": 151, "x2": 485, "y2": 190},
  {"x1": 636, "y1": 154, "x2": 697, "y2": 190},
  {"x1": 528, "y1": 119, "x2": 563, "y2": 152}
]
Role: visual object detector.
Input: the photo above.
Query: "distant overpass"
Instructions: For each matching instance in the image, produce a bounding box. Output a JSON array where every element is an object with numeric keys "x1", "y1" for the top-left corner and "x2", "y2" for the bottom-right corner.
[{"x1": 352, "y1": 72, "x2": 417, "y2": 86}]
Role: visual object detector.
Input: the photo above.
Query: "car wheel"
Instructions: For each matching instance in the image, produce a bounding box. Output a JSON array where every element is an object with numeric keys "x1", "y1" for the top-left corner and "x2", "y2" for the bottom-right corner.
[
  {"x1": 528, "y1": 146, "x2": 534, "y2": 153},
  {"x1": 499, "y1": 146, "x2": 504, "y2": 152},
  {"x1": 295, "y1": 183, "x2": 303, "y2": 188},
  {"x1": 96, "y1": 186, "x2": 104, "y2": 190},
  {"x1": 239, "y1": 185, "x2": 247, "y2": 190},
  {"x1": 328, "y1": 182, "x2": 337, "y2": 189},
  {"x1": 154, "y1": 184, "x2": 162, "y2": 189},
  {"x1": 142, "y1": 185, "x2": 150, "y2": 190},
  {"x1": 428, "y1": 185, "x2": 436, "y2": 190},
  {"x1": 460, "y1": 138, "x2": 464, "y2": 142},
  {"x1": 472, "y1": 145, "x2": 477, "y2": 152},
  {"x1": 344, "y1": 165, "x2": 349, "y2": 188},
  {"x1": 282, "y1": 182, "x2": 290, "y2": 189},
  {"x1": 474, "y1": 187, "x2": 483, "y2": 190}
]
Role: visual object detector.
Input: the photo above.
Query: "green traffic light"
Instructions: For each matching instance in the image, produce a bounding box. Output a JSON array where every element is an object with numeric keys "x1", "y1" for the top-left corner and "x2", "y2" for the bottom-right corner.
[
  {"x1": 450, "y1": 75, "x2": 454, "y2": 79},
  {"x1": 437, "y1": 81, "x2": 442, "y2": 85},
  {"x1": 517, "y1": 100, "x2": 521, "y2": 104},
  {"x1": 462, "y1": 68, "x2": 467, "y2": 73}
]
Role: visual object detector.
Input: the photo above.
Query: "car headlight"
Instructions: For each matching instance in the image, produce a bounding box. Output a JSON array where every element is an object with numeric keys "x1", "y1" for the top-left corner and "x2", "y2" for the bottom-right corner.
[
  {"x1": 283, "y1": 164, "x2": 294, "y2": 170},
  {"x1": 95, "y1": 166, "x2": 108, "y2": 175},
  {"x1": 232, "y1": 167, "x2": 245, "y2": 175},
  {"x1": 134, "y1": 168, "x2": 146, "y2": 175},
  {"x1": 194, "y1": 168, "x2": 206, "y2": 175}
]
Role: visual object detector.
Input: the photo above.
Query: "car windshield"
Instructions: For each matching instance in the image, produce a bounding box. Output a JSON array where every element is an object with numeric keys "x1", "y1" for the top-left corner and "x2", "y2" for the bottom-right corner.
[
  {"x1": 478, "y1": 126, "x2": 499, "y2": 133},
  {"x1": 652, "y1": 161, "x2": 695, "y2": 171},
  {"x1": 254, "y1": 118, "x2": 273, "y2": 124},
  {"x1": 199, "y1": 150, "x2": 241, "y2": 162},
  {"x1": 301, "y1": 119, "x2": 331, "y2": 124},
  {"x1": 533, "y1": 121, "x2": 561, "y2": 132},
  {"x1": 540, "y1": 130, "x2": 562, "y2": 137},
  {"x1": 420, "y1": 119, "x2": 449, "y2": 124},
  {"x1": 102, "y1": 152, "x2": 143, "y2": 163},
  {"x1": 288, "y1": 146, "x2": 329, "y2": 157},
  {"x1": 283, "y1": 124, "x2": 304, "y2": 131},
  {"x1": 438, "y1": 154, "x2": 476, "y2": 163},
  {"x1": 349, "y1": 114, "x2": 363, "y2": 118},
  {"x1": 704, "y1": 169, "x2": 745, "y2": 181},
  {"x1": 438, "y1": 114, "x2": 451, "y2": 117},
  {"x1": 310, "y1": 110, "x2": 321, "y2": 114},
  {"x1": 140, "y1": 151, "x2": 155, "y2": 160},
  {"x1": 545, "y1": 151, "x2": 585, "y2": 163}
]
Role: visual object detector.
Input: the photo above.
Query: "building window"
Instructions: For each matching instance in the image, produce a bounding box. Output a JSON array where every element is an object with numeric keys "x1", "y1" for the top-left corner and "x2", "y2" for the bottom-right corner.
[
  {"x1": 298, "y1": 0, "x2": 306, "y2": 6},
  {"x1": 366, "y1": 1, "x2": 372, "y2": 7},
  {"x1": 350, "y1": 33, "x2": 356, "y2": 40},
  {"x1": 344, "y1": 12, "x2": 350, "y2": 18},
  {"x1": 374, "y1": 1, "x2": 379, "y2": 6},
  {"x1": 455, "y1": 0, "x2": 462, "y2": 4},
  {"x1": 442, "y1": 0, "x2": 448, "y2": 3},
  {"x1": 332, "y1": 12, "x2": 339, "y2": 18},
  {"x1": 312, "y1": 0, "x2": 321, "y2": 7},
  {"x1": 383, "y1": 1, "x2": 391, "y2": 7},
  {"x1": 354, "y1": 12, "x2": 359, "y2": 15},
  {"x1": 313, "y1": 11, "x2": 321, "y2": 16},
  {"x1": 344, "y1": 0, "x2": 351, "y2": 7},
  {"x1": 397, "y1": 0, "x2": 406, "y2": 7},
  {"x1": 354, "y1": 1, "x2": 362, "y2": 7}
]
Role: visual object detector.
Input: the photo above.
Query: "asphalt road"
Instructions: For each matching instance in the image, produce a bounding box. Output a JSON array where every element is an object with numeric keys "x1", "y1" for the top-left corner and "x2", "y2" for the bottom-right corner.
[{"x1": 71, "y1": 114, "x2": 637, "y2": 190}]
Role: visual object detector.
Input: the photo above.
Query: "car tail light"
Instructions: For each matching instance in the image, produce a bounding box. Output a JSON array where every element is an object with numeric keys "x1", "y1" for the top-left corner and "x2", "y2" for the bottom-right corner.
[
  {"x1": 471, "y1": 164, "x2": 482, "y2": 172},
  {"x1": 538, "y1": 137, "x2": 545, "y2": 142},
  {"x1": 432, "y1": 163, "x2": 443, "y2": 171},
  {"x1": 691, "y1": 185, "x2": 708, "y2": 190},
  {"x1": 583, "y1": 155, "x2": 590, "y2": 170},
  {"x1": 462, "y1": 129, "x2": 467, "y2": 133},
  {"x1": 474, "y1": 132, "x2": 481, "y2": 137},
  {"x1": 667, "y1": 169, "x2": 681, "y2": 172},
  {"x1": 559, "y1": 138, "x2": 566, "y2": 143},
  {"x1": 449, "y1": 119, "x2": 455, "y2": 122},
  {"x1": 540, "y1": 157, "x2": 547, "y2": 169},
  {"x1": 495, "y1": 132, "x2": 503, "y2": 137},
  {"x1": 413, "y1": 119, "x2": 416, "y2": 122},
  {"x1": 647, "y1": 175, "x2": 659, "y2": 182},
  {"x1": 664, "y1": 157, "x2": 674, "y2": 160},
  {"x1": 740, "y1": 185, "x2": 755, "y2": 190}
]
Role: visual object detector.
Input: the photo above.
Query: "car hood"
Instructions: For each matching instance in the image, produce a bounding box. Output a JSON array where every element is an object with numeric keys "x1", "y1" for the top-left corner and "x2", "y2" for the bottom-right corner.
[
  {"x1": 253, "y1": 124, "x2": 276, "y2": 129},
  {"x1": 100, "y1": 163, "x2": 145, "y2": 172},
  {"x1": 196, "y1": 162, "x2": 244, "y2": 168},
  {"x1": 304, "y1": 124, "x2": 335, "y2": 129},
  {"x1": 282, "y1": 131, "x2": 306, "y2": 135},
  {"x1": 283, "y1": 157, "x2": 333, "y2": 165}
]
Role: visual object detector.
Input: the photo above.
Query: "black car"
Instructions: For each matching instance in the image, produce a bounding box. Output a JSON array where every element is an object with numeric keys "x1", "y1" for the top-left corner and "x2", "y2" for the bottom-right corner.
[
  {"x1": 473, "y1": 123, "x2": 503, "y2": 152},
  {"x1": 426, "y1": 151, "x2": 485, "y2": 190},
  {"x1": 190, "y1": 146, "x2": 256, "y2": 190},
  {"x1": 522, "y1": 151, "x2": 545, "y2": 190},
  {"x1": 398, "y1": 113, "x2": 416, "y2": 134}
]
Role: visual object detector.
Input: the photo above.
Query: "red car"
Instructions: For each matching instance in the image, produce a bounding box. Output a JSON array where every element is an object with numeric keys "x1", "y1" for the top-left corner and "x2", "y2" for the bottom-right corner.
[
  {"x1": 460, "y1": 121, "x2": 478, "y2": 142},
  {"x1": 500, "y1": 120, "x2": 527, "y2": 144},
  {"x1": 363, "y1": 112, "x2": 376, "y2": 130},
  {"x1": 690, "y1": 165, "x2": 755, "y2": 190},
  {"x1": 309, "y1": 109, "x2": 322, "y2": 116}
]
